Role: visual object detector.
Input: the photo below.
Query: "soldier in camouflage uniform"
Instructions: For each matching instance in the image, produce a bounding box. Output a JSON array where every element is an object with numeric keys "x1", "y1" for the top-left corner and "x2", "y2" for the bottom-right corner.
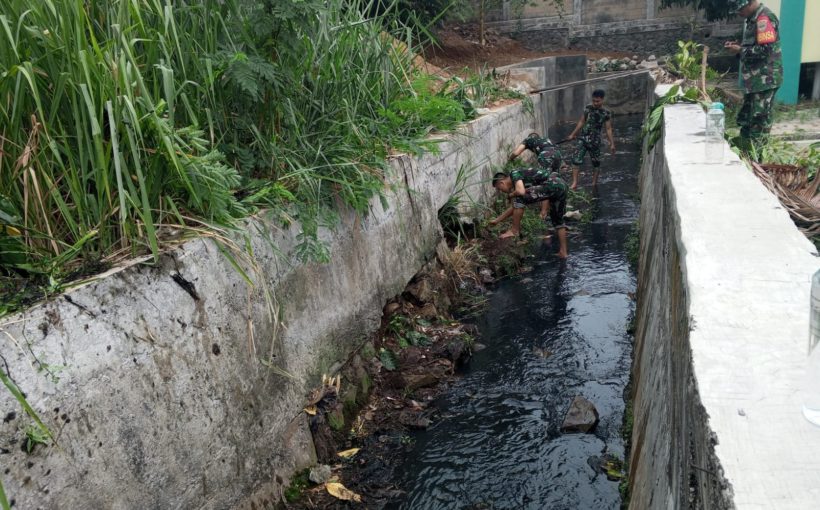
[
  {"x1": 567, "y1": 89, "x2": 615, "y2": 190},
  {"x1": 508, "y1": 132, "x2": 563, "y2": 172},
  {"x1": 724, "y1": 0, "x2": 783, "y2": 150},
  {"x1": 490, "y1": 168, "x2": 569, "y2": 258}
]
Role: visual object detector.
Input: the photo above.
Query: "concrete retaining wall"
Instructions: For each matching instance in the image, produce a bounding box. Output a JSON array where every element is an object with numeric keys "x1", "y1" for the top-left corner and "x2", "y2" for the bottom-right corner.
[
  {"x1": 0, "y1": 58, "x2": 651, "y2": 509},
  {"x1": 629, "y1": 95, "x2": 820, "y2": 508},
  {"x1": 0, "y1": 101, "x2": 541, "y2": 510},
  {"x1": 484, "y1": 0, "x2": 739, "y2": 55}
]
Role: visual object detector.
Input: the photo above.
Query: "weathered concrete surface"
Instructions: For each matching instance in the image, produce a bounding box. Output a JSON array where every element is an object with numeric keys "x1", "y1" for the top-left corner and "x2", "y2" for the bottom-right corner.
[
  {"x1": 1, "y1": 59, "x2": 624, "y2": 509},
  {"x1": 485, "y1": 0, "x2": 739, "y2": 55},
  {"x1": 0, "y1": 56, "x2": 651, "y2": 508},
  {"x1": 501, "y1": 55, "x2": 588, "y2": 90},
  {"x1": 629, "y1": 99, "x2": 820, "y2": 508}
]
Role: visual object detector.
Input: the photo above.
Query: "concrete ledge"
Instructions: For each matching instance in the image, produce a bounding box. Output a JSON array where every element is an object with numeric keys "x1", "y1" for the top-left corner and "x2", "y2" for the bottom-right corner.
[
  {"x1": 499, "y1": 55, "x2": 588, "y2": 89},
  {"x1": 630, "y1": 98, "x2": 820, "y2": 508}
]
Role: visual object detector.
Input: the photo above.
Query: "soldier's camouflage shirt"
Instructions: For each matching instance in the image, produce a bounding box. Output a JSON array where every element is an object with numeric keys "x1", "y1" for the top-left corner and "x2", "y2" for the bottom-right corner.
[
  {"x1": 509, "y1": 168, "x2": 567, "y2": 197},
  {"x1": 740, "y1": 4, "x2": 783, "y2": 93},
  {"x1": 580, "y1": 105, "x2": 612, "y2": 139},
  {"x1": 523, "y1": 134, "x2": 562, "y2": 171}
]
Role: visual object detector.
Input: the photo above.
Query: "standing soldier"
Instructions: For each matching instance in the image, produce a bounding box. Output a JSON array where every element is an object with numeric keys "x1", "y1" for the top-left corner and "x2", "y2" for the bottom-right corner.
[
  {"x1": 724, "y1": 0, "x2": 783, "y2": 151},
  {"x1": 567, "y1": 89, "x2": 615, "y2": 190},
  {"x1": 507, "y1": 132, "x2": 563, "y2": 173}
]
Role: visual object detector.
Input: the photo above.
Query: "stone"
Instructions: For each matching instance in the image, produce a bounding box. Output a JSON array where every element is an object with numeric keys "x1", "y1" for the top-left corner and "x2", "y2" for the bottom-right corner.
[
  {"x1": 406, "y1": 277, "x2": 435, "y2": 304},
  {"x1": 476, "y1": 108, "x2": 492, "y2": 115},
  {"x1": 399, "y1": 410, "x2": 432, "y2": 429},
  {"x1": 417, "y1": 302, "x2": 438, "y2": 319},
  {"x1": 384, "y1": 302, "x2": 401, "y2": 315},
  {"x1": 479, "y1": 268, "x2": 495, "y2": 284},
  {"x1": 599, "y1": 57, "x2": 610, "y2": 66},
  {"x1": 403, "y1": 372, "x2": 439, "y2": 391},
  {"x1": 619, "y1": 64, "x2": 628, "y2": 71},
  {"x1": 632, "y1": 55, "x2": 639, "y2": 61},
  {"x1": 638, "y1": 60, "x2": 658, "y2": 70},
  {"x1": 647, "y1": 54, "x2": 657, "y2": 61},
  {"x1": 509, "y1": 81, "x2": 530, "y2": 95},
  {"x1": 564, "y1": 210, "x2": 582, "y2": 221},
  {"x1": 309, "y1": 464, "x2": 332, "y2": 484},
  {"x1": 472, "y1": 343, "x2": 487, "y2": 352},
  {"x1": 561, "y1": 396, "x2": 599, "y2": 433}
]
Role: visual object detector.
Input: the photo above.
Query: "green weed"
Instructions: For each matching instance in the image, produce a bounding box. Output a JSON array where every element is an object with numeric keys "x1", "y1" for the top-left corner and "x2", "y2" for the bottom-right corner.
[
  {"x1": 284, "y1": 469, "x2": 311, "y2": 503},
  {"x1": 24, "y1": 423, "x2": 50, "y2": 453},
  {"x1": 642, "y1": 85, "x2": 701, "y2": 151},
  {"x1": 0, "y1": 476, "x2": 8, "y2": 510},
  {"x1": 625, "y1": 222, "x2": 640, "y2": 268},
  {"x1": 379, "y1": 348, "x2": 398, "y2": 371}
]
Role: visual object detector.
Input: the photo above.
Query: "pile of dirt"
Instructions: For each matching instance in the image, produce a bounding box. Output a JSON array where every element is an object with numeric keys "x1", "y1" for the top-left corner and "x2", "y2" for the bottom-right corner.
[{"x1": 424, "y1": 24, "x2": 634, "y2": 72}]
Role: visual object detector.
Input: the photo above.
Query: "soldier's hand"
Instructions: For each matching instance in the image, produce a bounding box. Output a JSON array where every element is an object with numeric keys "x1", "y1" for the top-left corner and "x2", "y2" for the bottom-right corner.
[
  {"x1": 724, "y1": 42, "x2": 741, "y2": 54},
  {"x1": 610, "y1": 145, "x2": 616, "y2": 155}
]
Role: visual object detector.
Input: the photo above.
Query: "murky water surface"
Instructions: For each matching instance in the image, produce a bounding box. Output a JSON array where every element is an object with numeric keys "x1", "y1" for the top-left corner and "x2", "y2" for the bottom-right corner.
[{"x1": 389, "y1": 116, "x2": 642, "y2": 510}]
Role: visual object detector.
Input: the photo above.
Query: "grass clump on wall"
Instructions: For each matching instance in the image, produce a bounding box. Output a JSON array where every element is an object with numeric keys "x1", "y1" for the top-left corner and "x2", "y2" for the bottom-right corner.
[{"x1": 0, "y1": 0, "x2": 471, "y2": 309}]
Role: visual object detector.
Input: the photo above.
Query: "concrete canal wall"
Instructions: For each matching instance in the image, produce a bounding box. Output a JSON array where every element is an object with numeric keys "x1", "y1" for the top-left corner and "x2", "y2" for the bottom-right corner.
[
  {"x1": 630, "y1": 96, "x2": 820, "y2": 508},
  {"x1": 0, "y1": 57, "x2": 650, "y2": 508}
]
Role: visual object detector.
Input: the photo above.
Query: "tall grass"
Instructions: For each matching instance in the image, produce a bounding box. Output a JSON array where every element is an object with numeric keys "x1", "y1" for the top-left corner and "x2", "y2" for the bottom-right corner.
[{"x1": 0, "y1": 0, "x2": 449, "y2": 279}]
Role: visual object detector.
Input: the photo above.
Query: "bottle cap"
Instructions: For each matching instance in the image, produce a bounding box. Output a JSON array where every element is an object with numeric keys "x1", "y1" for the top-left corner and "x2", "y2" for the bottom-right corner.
[{"x1": 710, "y1": 102, "x2": 725, "y2": 110}]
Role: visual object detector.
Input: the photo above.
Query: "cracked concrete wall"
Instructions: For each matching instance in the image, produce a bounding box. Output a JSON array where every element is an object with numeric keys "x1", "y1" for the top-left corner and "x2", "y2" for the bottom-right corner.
[
  {"x1": 629, "y1": 93, "x2": 820, "y2": 509},
  {"x1": 0, "y1": 57, "x2": 650, "y2": 509},
  {"x1": 0, "y1": 69, "x2": 565, "y2": 509}
]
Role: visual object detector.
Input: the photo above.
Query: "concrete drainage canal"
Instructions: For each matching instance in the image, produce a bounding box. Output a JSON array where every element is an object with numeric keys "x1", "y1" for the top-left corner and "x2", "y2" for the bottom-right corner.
[{"x1": 297, "y1": 116, "x2": 643, "y2": 509}]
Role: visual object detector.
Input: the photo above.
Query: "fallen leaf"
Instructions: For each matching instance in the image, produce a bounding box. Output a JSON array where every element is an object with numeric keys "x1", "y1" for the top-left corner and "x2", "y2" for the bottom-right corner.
[
  {"x1": 304, "y1": 405, "x2": 317, "y2": 416},
  {"x1": 337, "y1": 448, "x2": 360, "y2": 459},
  {"x1": 326, "y1": 482, "x2": 362, "y2": 502}
]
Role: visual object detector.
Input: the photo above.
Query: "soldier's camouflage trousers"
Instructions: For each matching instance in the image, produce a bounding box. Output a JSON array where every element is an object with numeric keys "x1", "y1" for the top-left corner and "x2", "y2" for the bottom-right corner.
[
  {"x1": 571, "y1": 134, "x2": 602, "y2": 168},
  {"x1": 737, "y1": 88, "x2": 777, "y2": 145}
]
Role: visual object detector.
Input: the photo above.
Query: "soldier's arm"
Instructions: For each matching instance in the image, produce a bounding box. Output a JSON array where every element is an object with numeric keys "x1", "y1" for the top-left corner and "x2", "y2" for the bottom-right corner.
[
  {"x1": 508, "y1": 143, "x2": 527, "y2": 161},
  {"x1": 743, "y1": 14, "x2": 778, "y2": 61},
  {"x1": 741, "y1": 42, "x2": 774, "y2": 62},
  {"x1": 540, "y1": 200, "x2": 549, "y2": 219},
  {"x1": 490, "y1": 206, "x2": 514, "y2": 225},
  {"x1": 606, "y1": 119, "x2": 615, "y2": 154},
  {"x1": 568, "y1": 114, "x2": 585, "y2": 139},
  {"x1": 511, "y1": 179, "x2": 527, "y2": 197}
]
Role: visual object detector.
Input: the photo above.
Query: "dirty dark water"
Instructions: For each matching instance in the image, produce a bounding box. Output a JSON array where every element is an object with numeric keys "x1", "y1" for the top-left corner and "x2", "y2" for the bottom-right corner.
[{"x1": 388, "y1": 116, "x2": 643, "y2": 510}]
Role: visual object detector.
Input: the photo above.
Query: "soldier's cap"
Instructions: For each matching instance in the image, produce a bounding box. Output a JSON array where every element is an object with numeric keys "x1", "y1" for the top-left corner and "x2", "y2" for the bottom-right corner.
[{"x1": 730, "y1": 0, "x2": 753, "y2": 12}]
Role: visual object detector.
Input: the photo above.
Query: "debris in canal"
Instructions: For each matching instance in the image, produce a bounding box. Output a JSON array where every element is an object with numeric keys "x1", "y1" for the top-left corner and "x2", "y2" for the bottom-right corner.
[{"x1": 561, "y1": 395, "x2": 601, "y2": 433}]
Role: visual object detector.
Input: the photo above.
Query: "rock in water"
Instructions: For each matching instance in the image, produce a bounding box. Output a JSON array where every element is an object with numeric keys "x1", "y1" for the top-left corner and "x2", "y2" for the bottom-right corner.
[
  {"x1": 309, "y1": 464, "x2": 332, "y2": 484},
  {"x1": 561, "y1": 396, "x2": 599, "y2": 433}
]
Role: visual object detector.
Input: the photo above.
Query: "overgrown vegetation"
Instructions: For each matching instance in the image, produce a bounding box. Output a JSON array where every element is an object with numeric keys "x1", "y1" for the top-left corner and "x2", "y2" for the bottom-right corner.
[
  {"x1": 666, "y1": 41, "x2": 720, "y2": 81},
  {"x1": 642, "y1": 85, "x2": 701, "y2": 150},
  {"x1": 0, "y1": 0, "x2": 527, "y2": 317}
]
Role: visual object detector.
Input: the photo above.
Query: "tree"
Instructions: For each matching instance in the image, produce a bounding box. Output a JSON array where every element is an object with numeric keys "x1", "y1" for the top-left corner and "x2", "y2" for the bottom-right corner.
[{"x1": 660, "y1": 0, "x2": 734, "y2": 22}]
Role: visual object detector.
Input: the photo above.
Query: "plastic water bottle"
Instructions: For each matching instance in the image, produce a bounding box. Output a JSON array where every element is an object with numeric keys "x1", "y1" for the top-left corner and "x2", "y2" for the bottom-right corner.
[
  {"x1": 705, "y1": 102, "x2": 725, "y2": 161},
  {"x1": 803, "y1": 269, "x2": 820, "y2": 426}
]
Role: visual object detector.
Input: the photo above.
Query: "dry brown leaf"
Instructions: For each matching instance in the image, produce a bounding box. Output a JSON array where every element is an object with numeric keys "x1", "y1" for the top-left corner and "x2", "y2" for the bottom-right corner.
[
  {"x1": 337, "y1": 448, "x2": 360, "y2": 459},
  {"x1": 326, "y1": 482, "x2": 362, "y2": 502},
  {"x1": 304, "y1": 405, "x2": 317, "y2": 416}
]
